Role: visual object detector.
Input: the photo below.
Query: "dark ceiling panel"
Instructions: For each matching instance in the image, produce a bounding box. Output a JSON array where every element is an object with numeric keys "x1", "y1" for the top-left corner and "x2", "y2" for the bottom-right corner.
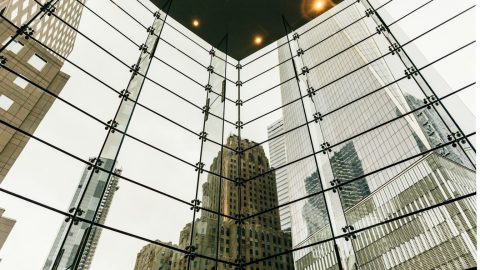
[{"x1": 152, "y1": 0, "x2": 342, "y2": 60}]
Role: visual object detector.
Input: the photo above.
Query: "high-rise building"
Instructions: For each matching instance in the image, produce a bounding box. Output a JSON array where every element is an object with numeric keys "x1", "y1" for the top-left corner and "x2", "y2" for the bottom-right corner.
[
  {"x1": 346, "y1": 153, "x2": 476, "y2": 269},
  {"x1": 267, "y1": 118, "x2": 291, "y2": 231},
  {"x1": 0, "y1": 0, "x2": 85, "y2": 183},
  {"x1": 134, "y1": 135, "x2": 294, "y2": 270},
  {"x1": 42, "y1": 158, "x2": 121, "y2": 270},
  {"x1": 276, "y1": 0, "x2": 474, "y2": 269},
  {"x1": 134, "y1": 241, "x2": 178, "y2": 270},
  {"x1": 0, "y1": 207, "x2": 15, "y2": 251}
]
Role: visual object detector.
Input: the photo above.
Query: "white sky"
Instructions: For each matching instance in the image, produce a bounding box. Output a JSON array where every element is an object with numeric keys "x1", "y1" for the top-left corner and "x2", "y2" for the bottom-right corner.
[{"x1": 0, "y1": 0, "x2": 476, "y2": 269}]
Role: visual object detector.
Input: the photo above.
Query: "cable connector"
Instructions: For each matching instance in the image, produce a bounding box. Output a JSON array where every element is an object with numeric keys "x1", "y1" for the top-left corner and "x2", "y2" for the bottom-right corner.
[
  {"x1": 313, "y1": 112, "x2": 323, "y2": 123},
  {"x1": 330, "y1": 179, "x2": 343, "y2": 193},
  {"x1": 321, "y1": 142, "x2": 331, "y2": 154},
  {"x1": 388, "y1": 43, "x2": 401, "y2": 55},
  {"x1": 404, "y1": 67, "x2": 418, "y2": 79},
  {"x1": 118, "y1": 89, "x2": 131, "y2": 101}
]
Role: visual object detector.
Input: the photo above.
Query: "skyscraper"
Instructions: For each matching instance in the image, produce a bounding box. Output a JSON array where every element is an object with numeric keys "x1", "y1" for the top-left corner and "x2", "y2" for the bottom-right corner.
[
  {"x1": 42, "y1": 158, "x2": 121, "y2": 270},
  {"x1": 0, "y1": 0, "x2": 85, "y2": 253},
  {"x1": 134, "y1": 135, "x2": 294, "y2": 270},
  {"x1": 267, "y1": 118, "x2": 291, "y2": 231},
  {"x1": 277, "y1": 0, "x2": 474, "y2": 269}
]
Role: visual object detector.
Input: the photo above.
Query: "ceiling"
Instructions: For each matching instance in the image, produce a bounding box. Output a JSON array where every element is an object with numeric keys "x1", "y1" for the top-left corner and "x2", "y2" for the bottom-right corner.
[{"x1": 151, "y1": 0, "x2": 342, "y2": 60}]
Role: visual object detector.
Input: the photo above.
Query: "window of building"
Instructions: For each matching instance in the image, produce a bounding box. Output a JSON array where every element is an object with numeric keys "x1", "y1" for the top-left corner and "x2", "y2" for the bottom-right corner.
[
  {"x1": 2, "y1": 38, "x2": 23, "y2": 54},
  {"x1": 13, "y1": 76, "x2": 29, "y2": 89},
  {"x1": 0, "y1": 95, "x2": 14, "y2": 111},
  {"x1": 28, "y1": 53, "x2": 48, "y2": 71}
]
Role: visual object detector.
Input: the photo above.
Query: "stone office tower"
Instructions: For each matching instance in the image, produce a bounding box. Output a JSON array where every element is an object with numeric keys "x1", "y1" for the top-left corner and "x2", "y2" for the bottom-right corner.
[
  {"x1": 0, "y1": 0, "x2": 85, "y2": 183},
  {"x1": 135, "y1": 135, "x2": 294, "y2": 270},
  {"x1": 0, "y1": 0, "x2": 85, "y2": 253}
]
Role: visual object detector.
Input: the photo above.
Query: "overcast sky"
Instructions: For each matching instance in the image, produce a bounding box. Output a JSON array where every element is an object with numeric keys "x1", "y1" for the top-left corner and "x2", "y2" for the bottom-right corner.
[{"x1": 0, "y1": 0, "x2": 476, "y2": 269}]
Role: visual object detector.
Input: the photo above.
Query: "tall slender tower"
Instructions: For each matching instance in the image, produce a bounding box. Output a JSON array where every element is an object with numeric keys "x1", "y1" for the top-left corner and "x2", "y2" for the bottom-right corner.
[
  {"x1": 267, "y1": 119, "x2": 291, "y2": 232},
  {"x1": 42, "y1": 159, "x2": 121, "y2": 270}
]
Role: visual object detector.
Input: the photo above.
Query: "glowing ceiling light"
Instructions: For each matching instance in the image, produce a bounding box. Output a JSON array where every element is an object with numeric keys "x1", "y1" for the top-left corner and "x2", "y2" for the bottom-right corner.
[
  {"x1": 254, "y1": 36, "x2": 263, "y2": 46},
  {"x1": 312, "y1": 0, "x2": 327, "y2": 12},
  {"x1": 192, "y1": 19, "x2": 200, "y2": 27}
]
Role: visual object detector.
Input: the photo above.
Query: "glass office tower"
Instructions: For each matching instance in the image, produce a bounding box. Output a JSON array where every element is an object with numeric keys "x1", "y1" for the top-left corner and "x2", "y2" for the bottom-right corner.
[{"x1": 277, "y1": 0, "x2": 476, "y2": 269}]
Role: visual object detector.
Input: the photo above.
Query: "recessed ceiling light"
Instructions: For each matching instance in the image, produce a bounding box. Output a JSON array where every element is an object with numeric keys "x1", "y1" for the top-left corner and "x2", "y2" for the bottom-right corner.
[
  {"x1": 254, "y1": 36, "x2": 263, "y2": 46},
  {"x1": 192, "y1": 19, "x2": 200, "y2": 27}
]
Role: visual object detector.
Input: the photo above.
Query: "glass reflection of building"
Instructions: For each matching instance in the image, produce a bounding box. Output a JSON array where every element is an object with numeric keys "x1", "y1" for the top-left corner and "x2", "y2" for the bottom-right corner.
[
  {"x1": 43, "y1": 158, "x2": 121, "y2": 270},
  {"x1": 267, "y1": 118, "x2": 292, "y2": 232},
  {"x1": 134, "y1": 136, "x2": 294, "y2": 270},
  {"x1": 277, "y1": 0, "x2": 476, "y2": 269}
]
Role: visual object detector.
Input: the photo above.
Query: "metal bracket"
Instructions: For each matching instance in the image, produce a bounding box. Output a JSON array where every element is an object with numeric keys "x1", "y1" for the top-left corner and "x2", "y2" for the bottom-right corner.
[
  {"x1": 184, "y1": 245, "x2": 196, "y2": 260},
  {"x1": 321, "y1": 142, "x2": 331, "y2": 154},
  {"x1": 17, "y1": 25, "x2": 34, "y2": 39},
  {"x1": 301, "y1": 66, "x2": 309, "y2": 75},
  {"x1": 234, "y1": 214, "x2": 245, "y2": 224},
  {"x1": 207, "y1": 65, "x2": 214, "y2": 73},
  {"x1": 235, "y1": 121, "x2": 244, "y2": 130},
  {"x1": 342, "y1": 225, "x2": 356, "y2": 241},
  {"x1": 388, "y1": 43, "x2": 401, "y2": 55},
  {"x1": 297, "y1": 48, "x2": 304, "y2": 56},
  {"x1": 313, "y1": 112, "x2": 323, "y2": 123},
  {"x1": 198, "y1": 131, "x2": 208, "y2": 142},
  {"x1": 404, "y1": 67, "x2": 418, "y2": 79},
  {"x1": 330, "y1": 179, "x2": 343, "y2": 193},
  {"x1": 195, "y1": 162, "x2": 205, "y2": 173},
  {"x1": 376, "y1": 25, "x2": 387, "y2": 35},
  {"x1": 139, "y1": 43, "x2": 148, "y2": 53},
  {"x1": 209, "y1": 49, "x2": 215, "y2": 56},
  {"x1": 292, "y1": 33, "x2": 299, "y2": 40},
  {"x1": 190, "y1": 199, "x2": 201, "y2": 212},
  {"x1": 307, "y1": 87, "x2": 316, "y2": 98},
  {"x1": 130, "y1": 63, "x2": 140, "y2": 75},
  {"x1": 0, "y1": 56, "x2": 7, "y2": 67},
  {"x1": 235, "y1": 177, "x2": 246, "y2": 187},
  {"x1": 146, "y1": 26, "x2": 155, "y2": 35},
  {"x1": 41, "y1": 3, "x2": 56, "y2": 16},
  {"x1": 235, "y1": 99, "x2": 243, "y2": 106},
  {"x1": 153, "y1": 11, "x2": 162, "y2": 19},
  {"x1": 236, "y1": 63, "x2": 243, "y2": 70},
  {"x1": 204, "y1": 84, "x2": 212, "y2": 92},
  {"x1": 365, "y1": 8, "x2": 374, "y2": 17},
  {"x1": 105, "y1": 120, "x2": 119, "y2": 133},
  {"x1": 423, "y1": 95, "x2": 439, "y2": 109},
  {"x1": 236, "y1": 81, "x2": 243, "y2": 87},
  {"x1": 118, "y1": 89, "x2": 131, "y2": 101},
  {"x1": 447, "y1": 131, "x2": 466, "y2": 147},
  {"x1": 87, "y1": 157, "x2": 104, "y2": 173},
  {"x1": 234, "y1": 257, "x2": 246, "y2": 270}
]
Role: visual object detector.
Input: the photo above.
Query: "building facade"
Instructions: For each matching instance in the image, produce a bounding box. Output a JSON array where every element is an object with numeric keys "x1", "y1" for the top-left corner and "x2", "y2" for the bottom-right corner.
[
  {"x1": 267, "y1": 118, "x2": 291, "y2": 232},
  {"x1": 134, "y1": 136, "x2": 294, "y2": 270},
  {"x1": 0, "y1": 207, "x2": 15, "y2": 251},
  {"x1": 134, "y1": 241, "x2": 178, "y2": 270},
  {"x1": 0, "y1": 0, "x2": 84, "y2": 183},
  {"x1": 277, "y1": 0, "x2": 474, "y2": 269},
  {"x1": 42, "y1": 159, "x2": 121, "y2": 270}
]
